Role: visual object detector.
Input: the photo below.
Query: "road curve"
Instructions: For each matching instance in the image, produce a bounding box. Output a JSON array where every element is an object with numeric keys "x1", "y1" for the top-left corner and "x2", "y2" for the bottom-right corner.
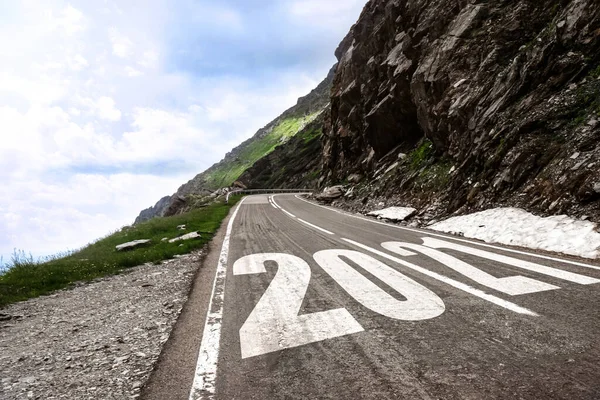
[{"x1": 144, "y1": 194, "x2": 600, "y2": 400}]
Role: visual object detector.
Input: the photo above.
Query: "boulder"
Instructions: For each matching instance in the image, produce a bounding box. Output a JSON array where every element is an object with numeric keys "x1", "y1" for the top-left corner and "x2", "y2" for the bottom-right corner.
[
  {"x1": 367, "y1": 207, "x2": 417, "y2": 222},
  {"x1": 316, "y1": 186, "x2": 345, "y2": 201},
  {"x1": 347, "y1": 174, "x2": 363, "y2": 184},
  {"x1": 168, "y1": 232, "x2": 202, "y2": 244},
  {"x1": 115, "y1": 240, "x2": 151, "y2": 251}
]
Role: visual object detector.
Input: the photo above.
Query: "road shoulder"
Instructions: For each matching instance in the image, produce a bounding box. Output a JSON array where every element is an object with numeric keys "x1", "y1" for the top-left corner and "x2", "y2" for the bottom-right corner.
[{"x1": 141, "y1": 204, "x2": 239, "y2": 400}]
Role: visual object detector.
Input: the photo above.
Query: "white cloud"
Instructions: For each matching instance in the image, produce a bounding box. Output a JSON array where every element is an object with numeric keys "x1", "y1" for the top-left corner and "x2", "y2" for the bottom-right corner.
[
  {"x1": 125, "y1": 66, "x2": 143, "y2": 77},
  {"x1": 55, "y1": 5, "x2": 86, "y2": 35},
  {"x1": 0, "y1": 0, "x2": 362, "y2": 264},
  {"x1": 96, "y1": 96, "x2": 122, "y2": 121},
  {"x1": 138, "y1": 50, "x2": 159, "y2": 69},
  {"x1": 109, "y1": 27, "x2": 133, "y2": 58},
  {"x1": 68, "y1": 54, "x2": 89, "y2": 71}
]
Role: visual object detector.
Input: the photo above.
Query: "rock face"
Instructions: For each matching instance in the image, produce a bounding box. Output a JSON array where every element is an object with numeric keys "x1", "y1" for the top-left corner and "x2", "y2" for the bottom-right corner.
[
  {"x1": 236, "y1": 115, "x2": 325, "y2": 190},
  {"x1": 323, "y1": 0, "x2": 600, "y2": 222},
  {"x1": 134, "y1": 196, "x2": 171, "y2": 225}
]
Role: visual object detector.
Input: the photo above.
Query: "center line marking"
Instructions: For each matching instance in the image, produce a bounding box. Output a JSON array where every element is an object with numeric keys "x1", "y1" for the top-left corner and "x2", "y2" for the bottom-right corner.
[
  {"x1": 272, "y1": 195, "x2": 334, "y2": 235},
  {"x1": 298, "y1": 218, "x2": 334, "y2": 235},
  {"x1": 282, "y1": 209, "x2": 297, "y2": 218},
  {"x1": 189, "y1": 197, "x2": 245, "y2": 400},
  {"x1": 342, "y1": 238, "x2": 538, "y2": 316}
]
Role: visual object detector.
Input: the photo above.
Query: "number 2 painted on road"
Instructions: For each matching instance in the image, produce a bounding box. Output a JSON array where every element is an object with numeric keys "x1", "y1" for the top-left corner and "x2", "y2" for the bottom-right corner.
[
  {"x1": 233, "y1": 253, "x2": 363, "y2": 359},
  {"x1": 234, "y1": 251, "x2": 445, "y2": 358}
]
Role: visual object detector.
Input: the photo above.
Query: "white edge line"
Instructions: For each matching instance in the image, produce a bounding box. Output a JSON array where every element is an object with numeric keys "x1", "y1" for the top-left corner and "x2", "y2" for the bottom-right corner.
[
  {"x1": 342, "y1": 238, "x2": 538, "y2": 316},
  {"x1": 298, "y1": 218, "x2": 334, "y2": 235},
  {"x1": 189, "y1": 197, "x2": 246, "y2": 400},
  {"x1": 293, "y1": 195, "x2": 600, "y2": 270}
]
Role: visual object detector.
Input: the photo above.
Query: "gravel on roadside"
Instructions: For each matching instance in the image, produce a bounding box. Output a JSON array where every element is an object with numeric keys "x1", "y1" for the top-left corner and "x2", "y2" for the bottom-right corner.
[{"x1": 0, "y1": 250, "x2": 204, "y2": 400}]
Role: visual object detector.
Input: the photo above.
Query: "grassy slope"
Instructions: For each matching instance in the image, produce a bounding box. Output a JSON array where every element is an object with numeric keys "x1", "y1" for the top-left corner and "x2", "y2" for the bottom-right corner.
[
  {"x1": 203, "y1": 113, "x2": 318, "y2": 189},
  {"x1": 0, "y1": 197, "x2": 240, "y2": 308}
]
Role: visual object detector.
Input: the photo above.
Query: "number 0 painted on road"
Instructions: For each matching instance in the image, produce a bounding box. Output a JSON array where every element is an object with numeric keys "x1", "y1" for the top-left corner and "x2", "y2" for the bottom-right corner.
[
  {"x1": 314, "y1": 250, "x2": 445, "y2": 321},
  {"x1": 233, "y1": 253, "x2": 363, "y2": 359}
]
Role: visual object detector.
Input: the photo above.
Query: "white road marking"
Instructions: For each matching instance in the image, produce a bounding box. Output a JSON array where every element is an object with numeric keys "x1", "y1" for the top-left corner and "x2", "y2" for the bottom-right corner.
[
  {"x1": 270, "y1": 195, "x2": 282, "y2": 209},
  {"x1": 272, "y1": 195, "x2": 333, "y2": 235},
  {"x1": 298, "y1": 218, "x2": 334, "y2": 235},
  {"x1": 189, "y1": 198, "x2": 245, "y2": 400},
  {"x1": 382, "y1": 241, "x2": 559, "y2": 296},
  {"x1": 421, "y1": 237, "x2": 600, "y2": 285},
  {"x1": 314, "y1": 250, "x2": 445, "y2": 320},
  {"x1": 234, "y1": 253, "x2": 364, "y2": 359},
  {"x1": 342, "y1": 238, "x2": 539, "y2": 316},
  {"x1": 272, "y1": 195, "x2": 295, "y2": 217},
  {"x1": 294, "y1": 195, "x2": 600, "y2": 270},
  {"x1": 282, "y1": 209, "x2": 297, "y2": 219},
  {"x1": 268, "y1": 196, "x2": 277, "y2": 209}
]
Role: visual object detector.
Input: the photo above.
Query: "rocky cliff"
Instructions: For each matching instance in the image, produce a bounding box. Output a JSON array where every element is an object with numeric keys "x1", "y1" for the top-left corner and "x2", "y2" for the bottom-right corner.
[
  {"x1": 134, "y1": 196, "x2": 172, "y2": 225},
  {"x1": 237, "y1": 113, "x2": 325, "y2": 189},
  {"x1": 322, "y1": 0, "x2": 600, "y2": 223}
]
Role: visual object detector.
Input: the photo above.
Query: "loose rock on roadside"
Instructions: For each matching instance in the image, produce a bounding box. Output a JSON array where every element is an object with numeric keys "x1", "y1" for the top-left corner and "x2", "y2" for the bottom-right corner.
[{"x1": 0, "y1": 250, "x2": 204, "y2": 400}]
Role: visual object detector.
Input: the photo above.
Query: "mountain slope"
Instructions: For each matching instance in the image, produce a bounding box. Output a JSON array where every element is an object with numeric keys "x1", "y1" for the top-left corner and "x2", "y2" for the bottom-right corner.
[{"x1": 134, "y1": 66, "x2": 335, "y2": 223}]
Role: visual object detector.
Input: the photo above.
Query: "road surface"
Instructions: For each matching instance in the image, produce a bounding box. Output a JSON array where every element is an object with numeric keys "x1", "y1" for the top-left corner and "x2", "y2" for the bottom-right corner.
[{"x1": 143, "y1": 194, "x2": 600, "y2": 400}]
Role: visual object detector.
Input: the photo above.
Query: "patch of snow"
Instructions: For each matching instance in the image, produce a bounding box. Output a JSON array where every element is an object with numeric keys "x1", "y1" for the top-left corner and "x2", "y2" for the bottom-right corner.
[
  {"x1": 429, "y1": 207, "x2": 600, "y2": 259},
  {"x1": 368, "y1": 207, "x2": 417, "y2": 222}
]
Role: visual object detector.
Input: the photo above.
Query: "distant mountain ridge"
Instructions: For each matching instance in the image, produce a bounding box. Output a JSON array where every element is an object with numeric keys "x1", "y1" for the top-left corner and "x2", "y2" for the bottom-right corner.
[{"x1": 134, "y1": 65, "x2": 336, "y2": 224}]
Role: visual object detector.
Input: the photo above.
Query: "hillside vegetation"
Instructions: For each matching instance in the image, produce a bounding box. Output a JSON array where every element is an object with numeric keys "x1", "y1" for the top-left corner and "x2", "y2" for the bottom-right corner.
[
  {"x1": 134, "y1": 65, "x2": 336, "y2": 224},
  {"x1": 203, "y1": 113, "x2": 320, "y2": 189},
  {"x1": 0, "y1": 198, "x2": 240, "y2": 308}
]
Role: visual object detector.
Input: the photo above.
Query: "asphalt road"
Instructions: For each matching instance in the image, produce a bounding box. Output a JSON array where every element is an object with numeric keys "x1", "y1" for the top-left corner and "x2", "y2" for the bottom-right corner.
[{"x1": 143, "y1": 194, "x2": 600, "y2": 400}]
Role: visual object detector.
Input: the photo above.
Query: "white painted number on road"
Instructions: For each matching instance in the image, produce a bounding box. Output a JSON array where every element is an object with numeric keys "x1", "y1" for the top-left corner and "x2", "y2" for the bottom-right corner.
[
  {"x1": 314, "y1": 249, "x2": 445, "y2": 321},
  {"x1": 233, "y1": 253, "x2": 363, "y2": 359},
  {"x1": 234, "y1": 238, "x2": 599, "y2": 358},
  {"x1": 420, "y1": 237, "x2": 600, "y2": 286},
  {"x1": 382, "y1": 241, "x2": 559, "y2": 296}
]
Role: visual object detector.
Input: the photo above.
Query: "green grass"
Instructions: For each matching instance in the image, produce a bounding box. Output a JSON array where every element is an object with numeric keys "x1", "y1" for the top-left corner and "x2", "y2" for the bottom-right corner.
[
  {"x1": 0, "y1": 197, "x2": 241, "y2": 308},
  {"x1": 415, "y1": 160, "x2": 452, "y2": 190},
  {"x1": 299, "y1": 125, "x2": 322, "y2": 144},
  {"x1": 409, "y1": 139, "x2": 434, "y2": 170},
  {"x1": 203, "y1": 113, "x2": 319, "y2": 188}
]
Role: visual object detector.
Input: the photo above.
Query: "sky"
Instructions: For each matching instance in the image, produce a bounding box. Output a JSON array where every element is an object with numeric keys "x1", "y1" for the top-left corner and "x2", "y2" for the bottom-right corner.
[{"x1": 0, "y1": 0, "x2": 366, "y2": 266}]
